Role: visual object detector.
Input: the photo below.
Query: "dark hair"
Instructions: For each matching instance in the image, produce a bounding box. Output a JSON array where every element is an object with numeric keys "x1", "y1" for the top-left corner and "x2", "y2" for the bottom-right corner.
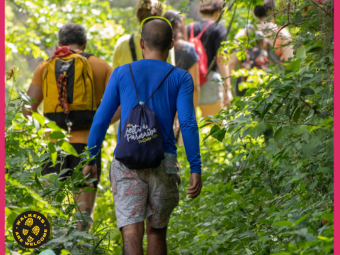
[
  {"x1": 136, "y1": 0, "x2": 163, "y2": 23},
  {"x1": 199, "y1": 0, "x2": 224, "y2": 15},
  {"x1": 58, "y1": 23, "x2": 87, "y2": 46},
  {"x1": 163, "y1": 10, "x2": 188, "y2": 44},
  {"x1": 141, "y1": 19, "x2": 173, "y2": 52},
  {"x1": 254, "y1": 0, "x2": 276, "y2": 18}
]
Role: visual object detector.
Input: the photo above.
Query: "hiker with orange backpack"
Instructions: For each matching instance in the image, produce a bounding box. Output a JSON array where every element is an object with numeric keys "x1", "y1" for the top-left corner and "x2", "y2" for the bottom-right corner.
[
  {"x1": 186, "y1": 0, "x2": 233, "y2": 117},
  {"x1": 23, "y1": 23, "x2": 116, "y2": 230}
]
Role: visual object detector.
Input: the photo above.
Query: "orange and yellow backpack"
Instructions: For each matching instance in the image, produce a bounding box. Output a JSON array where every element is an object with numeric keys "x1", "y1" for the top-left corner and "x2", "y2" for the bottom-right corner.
[{"x1": 42, "y1": 46, "x2": 97, "y2": 132}]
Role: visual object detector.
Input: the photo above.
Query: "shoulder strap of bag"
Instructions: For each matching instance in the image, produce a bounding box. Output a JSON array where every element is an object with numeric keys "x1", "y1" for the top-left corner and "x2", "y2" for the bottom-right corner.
[
  {"x1": 79, "y1": 52, "x2": 94, "y2": 59},
  {"x1": 190, "y1": 22, "x2": 195, "y2": 39},
  {"x1": 120, "y1": 64, "x2": 139, "y2": 137},
  {"x1": 129, "y1": 33, "x2": 137, "y2": 62},
  {"x1": 196, "y1": 20, "x2": 214, "y2": 40},
  {"x1": 129, "y1": 64, "x2": 176, "y2": 105},
  {"x1": 145, "y1": 67, "x2": 176, "y2": 104},
  {"x1": 129, "y1": 64, "x2": 140, "y2": 103}
]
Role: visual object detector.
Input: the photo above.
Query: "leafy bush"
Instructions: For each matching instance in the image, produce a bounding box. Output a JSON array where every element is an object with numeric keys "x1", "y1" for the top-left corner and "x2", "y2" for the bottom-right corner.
[
  {"x1": 5, "y1": 89, "x2": 119, "y2": 254},
  {"x1": 175, "y1": 0, "x2": 334, "y2": 254}
]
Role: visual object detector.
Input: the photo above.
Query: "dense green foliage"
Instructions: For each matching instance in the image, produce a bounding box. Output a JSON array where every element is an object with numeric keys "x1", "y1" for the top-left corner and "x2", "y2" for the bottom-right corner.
[{"x1": 5, "y1": 0, "x2": 333, "y2": 254}]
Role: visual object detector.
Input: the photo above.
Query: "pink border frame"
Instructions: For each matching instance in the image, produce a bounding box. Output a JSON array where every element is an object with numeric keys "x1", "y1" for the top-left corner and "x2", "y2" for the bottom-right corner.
[
  {"x1": 0, "y1": 0, "x2": 336, "y2": 254},
  {"x1": 1, "y1": 0, "x2": 5, "y2": 252},
  {"x1": 334, "y1": 0, "x2": 338, "y2": 253}
]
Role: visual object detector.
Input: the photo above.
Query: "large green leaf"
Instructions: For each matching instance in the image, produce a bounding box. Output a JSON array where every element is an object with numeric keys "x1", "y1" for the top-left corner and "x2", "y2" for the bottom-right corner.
[
  {"x1": 285, "y1": 59, "x2": 302, "y2": 73},
  {"x1": 296, "y1": 46, "x2": 306, "y2": 59},
  {"x1": 294, "y1": 212, "x2": 311, "y2": 226},
  {"x1": 60, "y1": 141, "x2": 79, "y2": 157},
  {"x1": 32, "y1": 112, "x2": 45, "y2": 127},
  {"x1": 48, "y1": 142, "x2": 57, "y2": 166},
  {"x1": 274, "y1": 127, "x2": 284, "y2": 142},
  {"x1": 49, "y1": 131, "x2": 66, "y2": 139},
  {"x1": 232, "y1": 116, "x2": 249, "y2": 123},
  {"x1": 293, "y1": 107, "x2": 301, "y2": 122},
  {"x1": 251, "y1": 122, "x2": 266, "y2": 139},
  {"x1": 46, "y1": 121, "x2": 63, "y2": 131},
  {"x1": 301, "y1": 87, "x2": 315, "y2": 96}
]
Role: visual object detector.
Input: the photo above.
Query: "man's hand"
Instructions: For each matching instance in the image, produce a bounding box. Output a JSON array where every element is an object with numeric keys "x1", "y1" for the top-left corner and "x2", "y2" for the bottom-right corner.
[
  {"x1": 82, "y1": 164, "x2": 98, "y2": 188},
  {"x1": 223, "y1": 92, "x2": 231, "y2": 106},
  {"x1": 223, "y1": 84, "x2": 233, "y2": 106},
  {"x1": 23, "y1": 85, "x2": 43, "y2": 119},
  {"x1": 187, "y1": 173, "x2": 202, "y2": 199}
]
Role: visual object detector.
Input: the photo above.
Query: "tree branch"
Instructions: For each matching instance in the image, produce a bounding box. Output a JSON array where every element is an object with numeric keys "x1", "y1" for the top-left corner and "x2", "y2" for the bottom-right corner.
[
  {"x1": 273, "y1": 0, "x2": 291, "y2": 47},
  {"x1": 309, "y1": 0, "x2": 331, "y2": 17},
  {"x1": 299, "y1": 96, "x2": 313, "y2": 108},
  {"x1": 273, "y1": 24, "x2": 289, "y2": 47}
]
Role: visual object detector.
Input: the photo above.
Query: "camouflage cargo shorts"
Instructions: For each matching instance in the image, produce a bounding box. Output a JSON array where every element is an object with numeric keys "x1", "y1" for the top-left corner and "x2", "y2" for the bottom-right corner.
[{"x1": 109, "y1": 153, "x2": 181, "y2": 230}]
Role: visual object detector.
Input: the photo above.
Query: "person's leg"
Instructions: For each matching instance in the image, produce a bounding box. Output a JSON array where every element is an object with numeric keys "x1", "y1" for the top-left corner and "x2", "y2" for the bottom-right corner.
[
  {"x1": 110, "y1": 159, "x2": 150, "y2": 253},
  {"x1": 76, "y1": 190, "x2": 97, "y2": 230},
  {"x1": 145, "y1": 154, "x2": 180, "y2": 255},
  {"x1": 121, "y1": 222, "x2": 145, "y2": 255},
  {"x1": 63, "y1": 144, "x2": 100, "y2": 230},
  {"x1": 199, "y1": 99, "x2": 223, "y2": 118},
  {"x1": 146, "y1": 222, "x2": 167, "y2": 255}
]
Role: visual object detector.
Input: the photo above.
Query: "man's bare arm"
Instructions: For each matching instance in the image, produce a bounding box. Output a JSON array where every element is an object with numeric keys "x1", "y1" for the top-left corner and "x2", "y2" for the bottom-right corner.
[
  {"x1": 188, "y1": 62, "x2": 200, "y2": 108},
  {"x1": 228, "y1": 52, "x2": 240, "y2": 79},
  {"x1": 280, "y1": 28, "x2": 294, "y2": 61},
  {"x1": 23, "y1": 85, "x2": 43, "y2": 118},
  {"x1": 216, "y1": 55, "x2": 233, "y2": 105}
]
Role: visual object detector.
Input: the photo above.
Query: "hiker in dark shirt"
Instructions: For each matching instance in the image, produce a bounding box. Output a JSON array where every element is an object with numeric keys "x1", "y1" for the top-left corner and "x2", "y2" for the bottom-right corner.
[
  {"x1": 164, "y1": 10, "x2": 200, "y2": 145},
  {"x1": 186, "y1": 0, "x2": 233, "y2": 117},
  {"x1": 164, "y1": 10, "x2": 200, "y2": 108}
]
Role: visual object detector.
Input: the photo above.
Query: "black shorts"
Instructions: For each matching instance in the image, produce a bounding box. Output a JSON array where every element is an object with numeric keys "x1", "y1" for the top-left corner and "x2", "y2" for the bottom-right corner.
[{"x1": 41, "y1": 143, "x2": 101, "y2": 189}]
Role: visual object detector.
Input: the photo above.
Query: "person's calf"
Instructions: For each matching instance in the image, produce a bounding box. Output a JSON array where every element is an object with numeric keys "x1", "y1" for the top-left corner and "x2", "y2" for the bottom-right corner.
[
  {"x1": 146, "y1": 223, "x2": 167, "y2": 255},
  {"x1": 76, "y1": 190, "x2": 97, "y2": 231},
  {"x1": 122, "y1": 222, "x2": 145, "y2": 255}
]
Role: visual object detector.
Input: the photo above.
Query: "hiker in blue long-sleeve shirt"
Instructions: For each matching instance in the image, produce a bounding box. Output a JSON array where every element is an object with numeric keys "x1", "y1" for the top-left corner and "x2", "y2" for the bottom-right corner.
[{"x1": 83, "y1": 16, "x2": 202, "y2": 255}]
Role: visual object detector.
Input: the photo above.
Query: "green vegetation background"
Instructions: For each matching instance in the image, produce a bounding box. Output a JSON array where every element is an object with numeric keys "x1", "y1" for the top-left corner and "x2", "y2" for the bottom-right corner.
[{"x1": 5, "y1": 0, "x2": 334, "y2": 254}]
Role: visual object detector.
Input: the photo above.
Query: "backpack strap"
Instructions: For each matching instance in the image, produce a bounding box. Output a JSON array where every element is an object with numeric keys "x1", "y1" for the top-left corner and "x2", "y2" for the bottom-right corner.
[
  {"x1": 120, "y1": 64, "x2": 140, "y2": 137},
  {"x1": 129, "y1": 64, "x2": 176, "y2": 105},
  {"x1": 196, "y1": 20, "x2": 214, "y2": 40},
  {"x1": 123, "y1": 65, "x2": 176, "y2": 138},
  {"x1": 79, "y1": 52, "x2": 94, "y2": 58},
  {"x1": 144, "y1": 67, "x2": 176, "y2": 105},
  {"x1": 190, "y1": 22, "x2": 195, "y2": 39},
  {"x1": 129, "y1": 64, "x2": 140, "y2": 103},
  {"x1": 129, "y1": 33, "x2": 137, "y2": 62}
]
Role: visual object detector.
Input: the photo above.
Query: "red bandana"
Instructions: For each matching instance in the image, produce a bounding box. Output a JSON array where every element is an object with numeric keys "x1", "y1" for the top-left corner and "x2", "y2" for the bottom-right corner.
[{"x1": 51, "y1": 46, "x2": 74, "y2": 59}]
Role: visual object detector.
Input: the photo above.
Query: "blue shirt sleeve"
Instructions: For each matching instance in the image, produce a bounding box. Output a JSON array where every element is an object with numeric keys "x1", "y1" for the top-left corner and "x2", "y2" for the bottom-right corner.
[
  {"x1": 176, "y1": 72, "x2": 202, "y2": 174},
  {"x1": 87, "y1": 69, "x2": 120, "y2": 163}
]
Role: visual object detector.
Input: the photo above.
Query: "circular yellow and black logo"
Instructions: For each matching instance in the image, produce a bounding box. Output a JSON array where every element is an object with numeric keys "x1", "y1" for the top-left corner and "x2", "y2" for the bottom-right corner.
[{"x1": 12, "y1": 211, "x2": 50, "y2": 248}]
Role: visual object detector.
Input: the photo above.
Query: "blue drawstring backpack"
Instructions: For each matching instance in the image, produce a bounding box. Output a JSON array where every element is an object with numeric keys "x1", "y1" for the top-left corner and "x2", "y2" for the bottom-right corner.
[{"x1": 115, "y1": 64, "x2": 176, "y2": 169}]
